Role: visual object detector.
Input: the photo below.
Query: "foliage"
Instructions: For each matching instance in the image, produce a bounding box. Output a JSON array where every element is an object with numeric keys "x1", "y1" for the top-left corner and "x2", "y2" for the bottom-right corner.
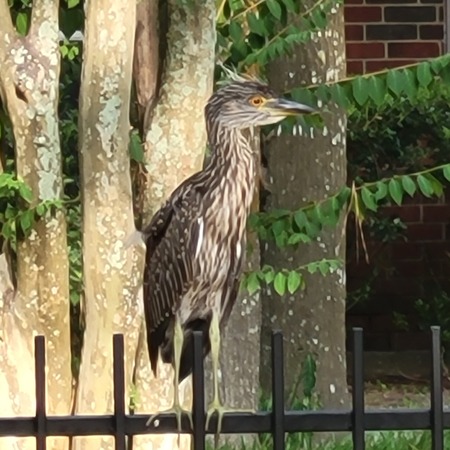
[
  {"x1": 210, "y1": 430, "x2": 450, "y2": 450},
  {"x1": 216, "y1": 0, "x2": 341, "y2": 70}
]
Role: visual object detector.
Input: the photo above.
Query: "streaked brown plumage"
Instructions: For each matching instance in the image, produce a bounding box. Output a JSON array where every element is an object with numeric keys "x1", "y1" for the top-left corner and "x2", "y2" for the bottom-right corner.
[{"x1": 142, "y1": 80, "x2": 314, "y2": 434}]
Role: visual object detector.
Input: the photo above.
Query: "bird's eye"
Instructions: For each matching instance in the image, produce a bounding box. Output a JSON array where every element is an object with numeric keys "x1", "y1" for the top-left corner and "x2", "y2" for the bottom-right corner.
[{"x1": 249, "y1": 96, "x2": 265, "y2": 107}]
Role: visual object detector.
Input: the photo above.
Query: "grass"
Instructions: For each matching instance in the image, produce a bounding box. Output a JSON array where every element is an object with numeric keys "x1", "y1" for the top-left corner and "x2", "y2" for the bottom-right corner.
[{"x1": 210, "y1": 430, "x2": 450, "y2": 450}]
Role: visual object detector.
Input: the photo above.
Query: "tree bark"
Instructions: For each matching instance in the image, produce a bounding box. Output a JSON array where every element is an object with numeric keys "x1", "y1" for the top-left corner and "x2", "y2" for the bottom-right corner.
[
  {"x1": 72, "y1": 2, "x2": 141, "y2": 449},
  {"x1": 132, "y1": 1, "x2": 215, "y2": 449},
  {"x1": 260, "y1": 6, "x2": 350, "y2": 413},
  {"x1": 0, "y1": 1, "x2": 71, "y2": 448}
]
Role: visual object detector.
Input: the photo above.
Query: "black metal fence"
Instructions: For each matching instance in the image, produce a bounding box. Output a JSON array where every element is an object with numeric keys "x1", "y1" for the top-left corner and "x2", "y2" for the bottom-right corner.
[{"x1": 0, "y1": 327, "x2": 447, "y2": 450}]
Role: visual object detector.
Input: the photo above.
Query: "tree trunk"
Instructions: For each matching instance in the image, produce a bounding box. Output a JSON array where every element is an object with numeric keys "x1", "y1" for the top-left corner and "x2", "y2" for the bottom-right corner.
[
  {"x1": 132, "y1": 1, "x2": 215, "y2": 449},
  {"x1": 0, "y1": 2, "x2": 71, "y2": 449},
  {"x1": 260, "y1": 6, "x2": 350, "y2": 413},
  {"x1": 72, "y1": 2, "x2": 141, "y2": 449}
]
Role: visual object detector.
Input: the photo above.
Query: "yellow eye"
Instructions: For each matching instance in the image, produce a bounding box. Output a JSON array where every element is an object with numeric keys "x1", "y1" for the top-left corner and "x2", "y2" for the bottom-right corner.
[{"x1": 249, "y1": 96, "x2": 265, "y2": 107}]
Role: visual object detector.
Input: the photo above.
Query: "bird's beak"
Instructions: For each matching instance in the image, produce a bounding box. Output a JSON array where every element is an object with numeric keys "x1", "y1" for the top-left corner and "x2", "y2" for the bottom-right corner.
[{"x1": 265, "y1": 98, "x2": 316, "y2": 116}]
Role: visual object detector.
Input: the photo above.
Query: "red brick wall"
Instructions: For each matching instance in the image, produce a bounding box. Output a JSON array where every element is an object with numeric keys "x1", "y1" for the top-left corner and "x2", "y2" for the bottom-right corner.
[
  {"x1": 344, "y1": 0, "x2": 448, "y2": 351},
  {"x1": 345, "y1": 0, "x2": 445, "y2": 74},
  {"x1": 347, "y1": 194, "x2": 450, "y2": 351}
]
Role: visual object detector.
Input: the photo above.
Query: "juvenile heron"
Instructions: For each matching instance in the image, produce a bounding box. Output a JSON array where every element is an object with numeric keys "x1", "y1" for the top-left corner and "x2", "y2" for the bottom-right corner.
[{"x1": 142, "y1": 80, "x2": 314, "y2": 435}]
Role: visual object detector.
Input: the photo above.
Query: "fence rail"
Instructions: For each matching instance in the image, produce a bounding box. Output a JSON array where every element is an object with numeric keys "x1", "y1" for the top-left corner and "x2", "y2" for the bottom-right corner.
[{"x1": 0, "y1": 327, "x2": 447, "y2": 450}]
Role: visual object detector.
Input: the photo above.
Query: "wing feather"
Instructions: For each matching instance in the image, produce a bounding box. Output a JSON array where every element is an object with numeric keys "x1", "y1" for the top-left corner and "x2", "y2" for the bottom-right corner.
[{"x1": 142, "y1": 184, "x2": 203, "y2": 376}]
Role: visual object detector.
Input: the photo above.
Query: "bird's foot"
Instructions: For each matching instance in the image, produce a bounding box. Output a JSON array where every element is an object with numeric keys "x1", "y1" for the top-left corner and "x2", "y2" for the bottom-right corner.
[
  {"x1": 146, "y1": 404, "x2": 193, "y2": 433},
  {"x1": 206, "y1": 400, "x2": 255, "y2": 448}
]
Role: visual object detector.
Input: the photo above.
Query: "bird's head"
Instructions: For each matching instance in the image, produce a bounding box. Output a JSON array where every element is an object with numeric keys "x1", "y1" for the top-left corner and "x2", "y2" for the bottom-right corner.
[{"x1": 205, "y1": 80, "x2": 315, "y2": 130}]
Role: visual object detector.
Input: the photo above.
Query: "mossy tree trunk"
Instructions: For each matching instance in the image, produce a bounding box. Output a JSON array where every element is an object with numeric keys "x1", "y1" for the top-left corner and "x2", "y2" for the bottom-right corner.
[
  {"x1": 0, "y1": 1, "x2": 71, "y2": 449},
  {"x1": 260, "y1": 5, "x2": 350, "y2": 413},
  {"x1": 72, "y1": 1, "x2": 142, "y2": 449}
]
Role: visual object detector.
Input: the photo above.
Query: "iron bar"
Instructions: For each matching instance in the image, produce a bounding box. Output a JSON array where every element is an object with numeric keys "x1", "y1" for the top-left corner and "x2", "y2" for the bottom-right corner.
[
  {"x1": 271, "y1": 331, "x2": 285, "y2": 450},
  {"x1": 352, "y1": 328, "x2": 365, "y2": 450},
  {"x1": 34, "y1": 336, "x2": 47, "y2": 450},
  {"x1": 113, "y1": 334, "x2": 126, "y2": 450},
  {"x1": 431, "y1": 326, "x2": 443, "y2": 450},
  {"x1": 192, "y1": 331, "x2": 206, "y2": 450}
]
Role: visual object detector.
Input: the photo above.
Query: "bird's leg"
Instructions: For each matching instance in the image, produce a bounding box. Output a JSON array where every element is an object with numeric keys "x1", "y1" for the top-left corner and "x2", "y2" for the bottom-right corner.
[
  {"x1": 146, "y1": 318, "x2": 192, "y2": 435},
  {"x1": 205, "y1": 312, "x2": 255, "y2": 447}
]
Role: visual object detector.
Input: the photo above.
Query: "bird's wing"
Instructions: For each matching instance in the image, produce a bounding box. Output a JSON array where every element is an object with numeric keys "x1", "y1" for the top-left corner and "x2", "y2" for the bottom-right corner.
[{"x1": 142, "y1": 184, "x2": 203, "y2": 375}]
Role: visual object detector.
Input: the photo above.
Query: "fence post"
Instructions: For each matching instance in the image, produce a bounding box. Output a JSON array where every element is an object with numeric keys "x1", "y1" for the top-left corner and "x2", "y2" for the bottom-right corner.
[
  {"x1": 113, "y1": 334, "x2": 126, "y2": 450},
  {"x1": 431, "y1": 326, "x2": 443, "y2": 450},
  {"x1": 34, "y1": 335, "x2": 46, "y2": 450},
  {"x1": 352, "y1": 328, "x2": 365, "y2": 450},
  {"x1": 192, "y1": 331, "x2": 206, "y2": 450},
  {"x1": 271, "y1": 330, "x2": 285, "y2": 450}
]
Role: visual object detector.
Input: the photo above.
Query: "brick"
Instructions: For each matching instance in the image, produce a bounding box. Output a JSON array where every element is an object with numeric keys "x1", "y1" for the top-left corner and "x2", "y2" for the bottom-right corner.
[
  {"x1": 345, "y1": 0, "x2": 364, "y2": 4},
  {"x1": 420, "y1": 25, "x2": 444, "y2": 40},
  {"x1": 406, "y1": 223, "x2": 444, "y2": 241},
  {"x1": 381, "y1": 205, "x2": 421, "y2": 223},
  {"x1": 345, "y1": 24, "x2": 364, "y2": 40},
  {"x1": 384, "y1": 6, "x2": 436, "y2": 22},
  {"x1": 366, "y1": 0, "x2": 415, "y2": 3},
  {"x1": 392, "y1": 242, "x2": 423, "y2": 260},
  {"x1": 423, "y1": 242, "x2": 450, "y2": 260},
  {"x1": 370, "y1": 314, "x2": 395, "y2": 331},
  {"x1": 439, "y1": 6, "x2": 444, "y2": 20},
  {"x1": 364, "y1": 332, "x2": 391, "y2": 351},
  {"x1": 420, "y1": 0, "x2": 442, "y2": 3},
  {"x1": 366, "y1": 24, "x2": 417, "y2": 40},
  {"x1": 346, "y1": 60, "x2": 364, "y2": 74},
  {"x1": 365, "y1": 59, "x2": 416, "y2": 71},
  {"x1": 388, "y1": 41, "x2": 441, "y2": 58},
  {"x1": 347, "y1": 42, "x2": 385, "y2": 58},
  {"x1": 396, "y1": 260, "x2": 427, "y2": 277},
  {"x1": 345, "y1": 6, "x2": 382, "y2": 22},
  {"x1": 347, "y1": 314, "x2": 371, "y2": 329},
  {"x1": 422, "y1": 205, "x2": 450, "y2": 223},
  {"x1": 391, "y1": 332, "x2": 429, "y2": 351}
]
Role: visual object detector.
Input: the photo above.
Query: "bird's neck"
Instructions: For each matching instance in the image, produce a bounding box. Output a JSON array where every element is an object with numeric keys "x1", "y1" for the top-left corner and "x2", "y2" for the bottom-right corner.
[{"x1": 206, "y1": 123, "x2": 255, "y2": 170}]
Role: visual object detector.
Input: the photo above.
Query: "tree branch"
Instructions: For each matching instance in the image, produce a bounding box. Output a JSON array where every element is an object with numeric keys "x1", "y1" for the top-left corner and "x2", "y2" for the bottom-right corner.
[
  {"x1": 133, "y1": 0, "x2": 160, "y2": 131},
  {"x1": 30, "y1": 0, "x2": 59, "y2": 35},
  {"x1": 0, "y1": 0, "x2": 15, "y2": 46}
]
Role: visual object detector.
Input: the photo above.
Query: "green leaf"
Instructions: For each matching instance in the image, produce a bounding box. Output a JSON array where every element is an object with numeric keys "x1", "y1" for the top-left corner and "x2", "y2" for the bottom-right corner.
[
  {"x1": 352, "y1": 77, "x2": 369, "y2": 106},
  {"x1": 443, "y1": 165, "x2": 450, "y2": 182},
  {"x1": 19, "y1": 210, "x2": 34, "y2": 234},
  {"x1": 360, "y1": 186, "x2": 377, "y2": 212},
  {"x1": 294, "y1": 210, "x2": 307, "y2": 230},
  {"x1": 387, "y1": 70, "x2": 403, "y2": 96},
  {"x1": 247, "y1": 13, "x2": 266, "y2": 36},
  {"x1": 129, "y1": 131, "x2": 144, "y2": 163},
  {"x1": 229, "y1": 20, "x2": 243, "y2": 42},
  {"x1": 368, "y1": 76, "x2": 385, "y2": 106},
  {"x1": 287, "y1": 271, "x2": 301, "y2": 294},
  {"x1": 403, "y1": 69, "x2": 417, "y2": 100},
  {"x1": 417, "y1": 174, "x2": 434, "y2": 197},
  {"x1": 374, "y1": 181, "x2": 388, "y2": 201},
  {"x1": 267, "y1": 0, "x2": 282, "y2": 19},
  {"x1": 18, "y1": 183, "x2": 33, "y2": 203},
  {"x1": 246, "y1": 272, "x2": 260, "y2": 295},
  {"x1": 16, "y1": 12, "x2": 28, "y2": 36},
  {"x1": 416, "y1": 62, "x2": 433, "y2": 87},
  {"x1": 67, "y1": 0, "x2": 80, "y2": 8},
  {"x1": 273, "y1": 272, "x2": 286, "y2": 296},
  {"x1": 401, "y1": 175, "x2": 416, "y2": 197},
  {"x1": 388, "y1": 178, "x2": 403, "y2": 205},
  {"x1": 264, "y1": 268, "x2": 275, "y2": 284},
  {"x1": 287, "y1": 233, "x2": 311, "y2": 245}
]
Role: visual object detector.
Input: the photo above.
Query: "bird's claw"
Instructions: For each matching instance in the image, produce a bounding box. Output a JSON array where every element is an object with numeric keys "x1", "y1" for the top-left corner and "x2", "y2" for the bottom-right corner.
[
  {"x1": 206, "y1": 401, "x2": 255, "y2": 448},
  {"x1": 146, "y1": 405, "x2": 193, "y2": 433}
]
